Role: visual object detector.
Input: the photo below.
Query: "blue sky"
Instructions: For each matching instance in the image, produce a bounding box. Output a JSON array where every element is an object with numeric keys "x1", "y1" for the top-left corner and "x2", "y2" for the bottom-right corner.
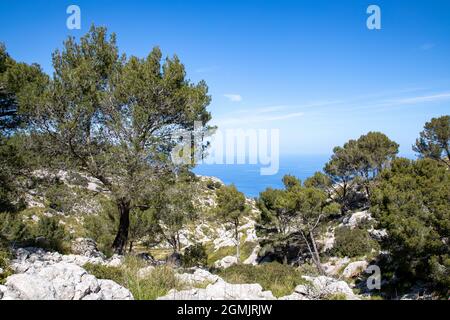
[{"x1": 1, "y1": 0, "x2": 449, "y2": 156}]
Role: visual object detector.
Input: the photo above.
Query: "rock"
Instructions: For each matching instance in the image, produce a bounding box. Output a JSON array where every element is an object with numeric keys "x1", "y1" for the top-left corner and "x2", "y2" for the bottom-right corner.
[
  {"x1": 106, "y1": 254, "x2": 123, "y2": 267},
  {"x1": 158, "y1": 281, "x2": 275, "y2": 300},
  {"x1": 0, "y1": 267, "x2": 3, "y2": 275},
  {"x1": 166, "y1": 252, "x2": 182, "y2": 268},
  {"x1": 97, "y1": 279, "x2": 134, "y2": 300},
  {"x1": 71, "y1": 238, "x2": 105, "y2": 259},
  {"x1": 137, "y1": 266, "x2": 155, "y2": 279},
  {"x1": 214, "y1": 256, "x2": 238, "y2": 269},
  {"x1": 322, "y1": 257, "x2": 350, "y2": 276},
  {"x1": 0, "y1": 285, "x2": 7, "y2": 299},
  {"x1": 136, "y1": 252, "x2": 155, "y2": 264},
  {"x1": 176, "y1": 268, "x2": 222, "y2": 285},
  {"x1": 243, "y1": 245, "x2": 260, "y2": 265},
  {"x1": 1, "y1": 262, "x2": 133, "y2": 300},
  {"x1": 278, "y1": 292, "x2": 310, "y2": 300},
  {"x1": 299, "y1": 276, "x2": 360, "y2": 300},
  {"x1": 341, "y1": 211, "x2": 372, "y2": 229},
  {"x1": 342, "y1": 261, "x2": 368, "y2": 278}
]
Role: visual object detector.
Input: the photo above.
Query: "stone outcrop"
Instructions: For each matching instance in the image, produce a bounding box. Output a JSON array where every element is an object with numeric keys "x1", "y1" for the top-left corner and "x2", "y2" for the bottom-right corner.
[
  {"x1": 0, "y1": 247, "x2": 132, "y2": 300},
  {"x1": 280, "y1": 276, "x2": 360, "y2": 300},
  {"x1": 158, "y1": 280, "x2": 276, "y2": 300},
  {"x1": 214, "y1": 255, "x2": 238, "y2": 269},
  {"x1": 1, "y1": 262, "x2": 132, "y2": 300},
  {"x1": 342, "y1": 261, "x2": 369, "y2": 278}
]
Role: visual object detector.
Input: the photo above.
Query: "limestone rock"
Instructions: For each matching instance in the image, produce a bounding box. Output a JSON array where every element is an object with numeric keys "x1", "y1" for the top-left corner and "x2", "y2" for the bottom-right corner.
[
  {"x1": 214, "y1": 256, "x2": 238, "y2": 269},
  {"x1": 176, "y1": 268, "x2": 222, "y2": 285},
  {"x1": 342, "y1": 261, "x2": 368, "y2": 278},
  {"x1": 158, "y1": 281, "x2": 275, "y2": 300},
  {"x1": 71, "y1": 238, "x2": 105, "y2": 259}
]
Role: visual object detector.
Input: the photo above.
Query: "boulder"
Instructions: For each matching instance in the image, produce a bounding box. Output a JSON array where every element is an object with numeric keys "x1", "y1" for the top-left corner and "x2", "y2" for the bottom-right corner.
[
  {"x1": 214, "y1": 256, "x2": 238, "y2": 269},
  {"x1": 137, "y1": 266, "x2": 156, "y2": 279},
  {"x1": 1, "y1": 262, "x2": 133, "y2": 300},
  {"x1": 243, "y1": 245, "x2": 260, "y2": 265},
  {"x1": 158, "y1": 281, "x2": 275, "y2": 300},
  {"x1": 176, "y1": 268, "x2": 222, "y2": 285},
  {"x1": 166, "y1": 252, "x2": 182, "y2": 268},
  {"x1": 321, "y1": 257, "x2": 350, "y2": 276},
  {"x1": 298, "y1": 276, "x2": 360, "y2": 300},
  {"x1": 342, "y1": 261, "x2": 368, "y2": 278},
  {"x1": 71, "y1": 238, "x2": 105, "y2": 259},
  {"x1": 341, "y1": 211, "x2": 372, "y2": 229}
]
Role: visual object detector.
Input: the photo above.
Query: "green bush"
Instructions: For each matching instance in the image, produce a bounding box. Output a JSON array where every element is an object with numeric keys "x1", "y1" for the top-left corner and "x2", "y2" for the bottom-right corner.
[
  {"x1": 331, "y1": 226, "x2": 378, "y2": 258},
  {"x1": 83, "y1": 263, "x2": 124, "y2": 284},
  {"x1": 84, "y1": 256, "x2": 182, "y2": 300},
  {"x1": 217, "y1": 262, "x2": 306, "y2": 297},
  {"x1": 45, "y1": 184, "x2": 75, "y2": 213},
  {"x1": 0, "y1": 211, "x2": 30, "y2": 242},
  {"x1": 182, "y1": 243, "x2": 208, "y2": 267},
  {"x1": 33, "y1": 216, "x2": 69, "y2": 253},
  {"x1": 0, "y1": 242, "x2": 13, "y2": 284}
]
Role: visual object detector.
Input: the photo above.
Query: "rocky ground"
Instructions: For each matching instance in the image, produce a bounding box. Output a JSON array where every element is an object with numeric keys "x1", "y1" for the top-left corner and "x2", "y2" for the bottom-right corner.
[{"x1": 0, "y1": 240, "x2": 360, "y2": 300}]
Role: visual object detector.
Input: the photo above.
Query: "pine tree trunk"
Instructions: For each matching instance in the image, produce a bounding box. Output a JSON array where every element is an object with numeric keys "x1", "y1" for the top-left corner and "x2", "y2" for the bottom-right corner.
[
  {"x1": 310, "y1": 232, "x2": 325, "y2": 275},
  {"x1": 112, "y1": 199, "x2": 130, "y2": 255}
]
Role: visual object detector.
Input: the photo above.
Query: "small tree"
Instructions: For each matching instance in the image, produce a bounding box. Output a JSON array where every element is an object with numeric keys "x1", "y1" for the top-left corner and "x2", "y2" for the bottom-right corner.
[
  {"x1": 156, "y1": 181, "x2": 196, "y2": 253},
  {"x1": 216, "y1": 185, "x2": 249, "y2": 262},
  {"x1": 288, "y1": 186, "x2": 340, "y2": 274},
  {"x1": 413, "y1": 115, "x2": 450, "y2": 167},
  {"x1": 371, "y1": 158, "x2": 450, "y2": 292},
  {"x1": 22, "y1": 26, "x2": 212, "y2": 254},
  {"x1": 324, "y1": 132, "x2": 398, "y2": 211}
]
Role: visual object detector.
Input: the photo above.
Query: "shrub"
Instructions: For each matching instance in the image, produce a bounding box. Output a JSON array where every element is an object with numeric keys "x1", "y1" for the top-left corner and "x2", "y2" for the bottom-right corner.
[
  {"x1": 0, "y1": 211, "x2": 30, "y2": 242},
  {"x1": 84, "y1": 256, "x2": 182, "y2": 300},
  {"x1": 217, "y1": 262, "x2": 306, "y2": 297},
  {"x1": 182, "y1": 243, "x2": 208, "y2": 267},
  {"x1": 331, "y1": 226, "x2": 378, "y2": 258},
  {"x1": 0, "y1": 242, "x2": 13, "y2": 284},
  {"x1": 33, "y1": 216, "x2": 69, "y2": 253},
  {"x1": 45, "y1": 184, "x2": 75, "y2": 213},
  {"x1": 83, "y1": 263, "x2": 124, "y2": 284}
]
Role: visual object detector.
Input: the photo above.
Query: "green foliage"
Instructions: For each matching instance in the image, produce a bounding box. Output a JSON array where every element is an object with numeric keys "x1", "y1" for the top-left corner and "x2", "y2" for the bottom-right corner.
[
  {"x1": 0, "y1": 240, "x2": 13, "y2": 284},
  {"x1": 84, "y1": 200, "x2": 118, "y2": 257},
  {"x1": 19, "y1": 25, "x2": 212, "y2": 253},
  {"x1": 45, "y1": 183, "x2": 75, "y2": 213},
  {"x1": 33, "y1": 216, "x2": 68, "y2": 253},
  {"x1": 215, "y1": 184, "x2": 249, "y2": 261},
  {"x1": 83, "y1": 263, "x2": 124, "y2": 284},
  {"x1": 0, "y1": 211, "x2": 30, "y2": 243},
  {"x1": 84, "y1": 257, "x2": 182, "y2": 300},
  {"x1": 324, "y1": 132, "x2": 399, "y2": 211},
  {"x1": 413, "y1": 115, "x2": 450, "y2": 167},
  {"x1": 371, "y1": 158, "x2": 450, "y2": 292},
  {"x1": 217, "y1": 262, "x2": 306, "y2": 297},
  {"x1": 331, "y1": 226, "x2": 378, "y2": 258},
  {"x1": 182, "y1": 243, "x2": 208, "y2": 268},
  {"x1": 257, "y1": 175, "x2": 340, "y2": 268}
]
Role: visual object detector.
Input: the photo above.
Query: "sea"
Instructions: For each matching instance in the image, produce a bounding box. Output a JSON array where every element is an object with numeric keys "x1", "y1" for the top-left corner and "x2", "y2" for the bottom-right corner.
[{"x1": 193, "y1": 154, "x2": 331, "y2": 198}]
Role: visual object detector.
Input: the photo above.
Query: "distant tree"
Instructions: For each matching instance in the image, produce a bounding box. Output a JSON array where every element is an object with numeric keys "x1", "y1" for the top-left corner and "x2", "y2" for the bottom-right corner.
[
  {"x1": 356, "y1": 132, "x2": 399, "y2": 196},
  {"x1": 324, "y1": 132, "x2": 398, "y2": 212},
  {"x1": 413, "y1": 115, "x2": 450, "y2": 167},
  {"x1": 371, "y1": 158, "x2": 450, "y2": 292},
  {"x1": 216, "y1": 185, "x2": 249, "y2": 262},
  {"x1": 21, "y1": 26, "x2": 212, "y2": 254},
  {"x1": 258, "y1": 175, "x2": 340, "y2": 271},
  {"x1": 304, "y1": 172, "x2": 332, "y2": 196},
  {"x1": 288, "y1": 186, "x2": 340, "y2": 274},
  {"x1": 324, "y1": 139, "x2": 362, "y2": 212}
]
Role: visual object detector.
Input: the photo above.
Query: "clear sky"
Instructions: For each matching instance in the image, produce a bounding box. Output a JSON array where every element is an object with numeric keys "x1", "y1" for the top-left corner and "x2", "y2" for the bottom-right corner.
[{"x1": 1, "y1": 0, "x2": 449, "y2": 156}]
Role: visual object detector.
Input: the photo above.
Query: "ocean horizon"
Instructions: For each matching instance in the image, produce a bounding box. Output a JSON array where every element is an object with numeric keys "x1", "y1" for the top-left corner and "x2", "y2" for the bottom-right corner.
[{"x1": 193, "y1": 154, "x2": 331, "y2": 198}]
